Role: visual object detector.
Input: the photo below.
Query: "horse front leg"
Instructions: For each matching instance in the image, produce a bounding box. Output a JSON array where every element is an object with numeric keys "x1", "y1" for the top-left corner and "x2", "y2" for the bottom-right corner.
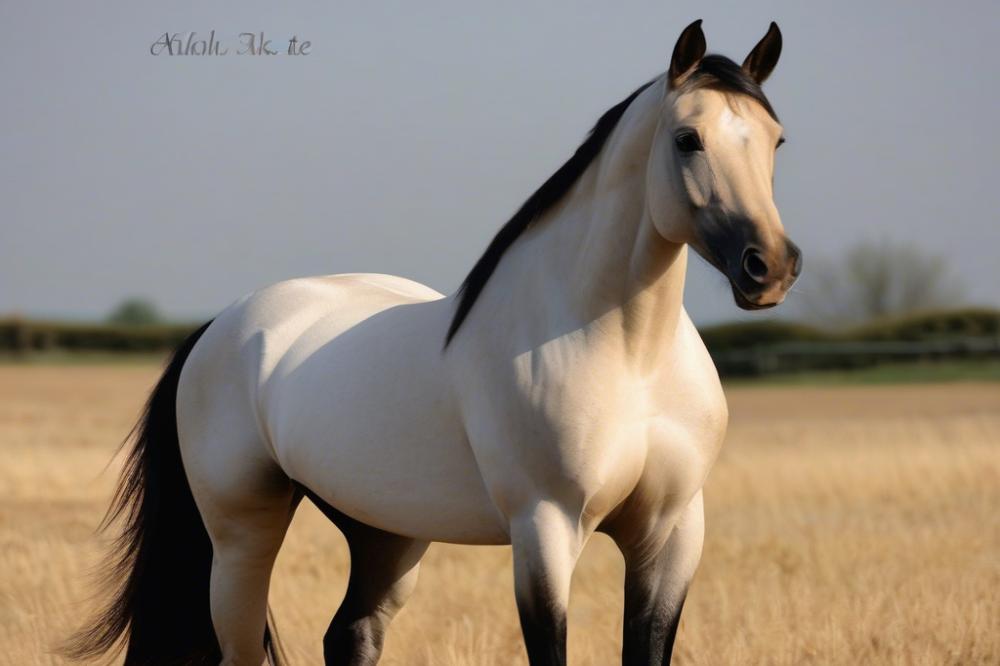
[
  {"x1": 616, "y1": 491, "x2": 705, "y2": 666},
  {"x1": 509, "y1": 500, "x2": 584, "y2": 666}
]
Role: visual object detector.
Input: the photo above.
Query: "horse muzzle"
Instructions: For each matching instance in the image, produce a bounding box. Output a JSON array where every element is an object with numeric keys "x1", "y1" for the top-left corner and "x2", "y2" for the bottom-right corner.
[
  {"x1": 728, "y1": 239, "x2": 802, "y2": 309},
  {"x1": 692, "y1": 213, "x2": 802, "y2": 310}
]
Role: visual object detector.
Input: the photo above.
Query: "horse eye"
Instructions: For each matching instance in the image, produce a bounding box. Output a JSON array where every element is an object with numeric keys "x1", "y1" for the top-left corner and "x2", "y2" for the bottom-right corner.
[{"x1": 675, "y1": 131, "x2": 703, "y2": 153}]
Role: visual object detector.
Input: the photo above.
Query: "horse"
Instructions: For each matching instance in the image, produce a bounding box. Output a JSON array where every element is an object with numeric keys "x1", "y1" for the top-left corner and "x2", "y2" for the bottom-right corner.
[{"x1": 67, "y1": 19, "x2": 800, "y2": 666}]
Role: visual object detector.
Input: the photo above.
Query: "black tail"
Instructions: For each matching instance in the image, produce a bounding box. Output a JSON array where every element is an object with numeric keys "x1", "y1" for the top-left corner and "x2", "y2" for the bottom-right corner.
[{"x1": 64, "y1": 321, "x2": 283, "y2": 665}]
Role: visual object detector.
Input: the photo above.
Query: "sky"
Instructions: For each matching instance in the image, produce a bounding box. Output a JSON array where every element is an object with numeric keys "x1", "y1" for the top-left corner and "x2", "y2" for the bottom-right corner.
[{"x1": 1, "y1": 1, "x2": 997, "y2": 324}]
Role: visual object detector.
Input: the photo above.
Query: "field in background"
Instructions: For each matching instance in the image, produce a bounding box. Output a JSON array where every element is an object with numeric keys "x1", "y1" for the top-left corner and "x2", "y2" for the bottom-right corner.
[{"x1": 1, "y1": 366, "x2": 997, "y2": 665}]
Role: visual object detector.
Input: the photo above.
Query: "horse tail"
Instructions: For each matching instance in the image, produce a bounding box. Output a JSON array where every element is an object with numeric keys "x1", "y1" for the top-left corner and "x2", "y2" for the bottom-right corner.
[{"x1": 63, "y1": 320, "x2": 285, "y2": 665}]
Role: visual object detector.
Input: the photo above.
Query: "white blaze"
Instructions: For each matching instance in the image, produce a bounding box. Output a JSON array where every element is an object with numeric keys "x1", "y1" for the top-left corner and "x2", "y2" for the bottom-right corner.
[{"x1": 718, "y1": 105, "x2": 751, "y2": 145}]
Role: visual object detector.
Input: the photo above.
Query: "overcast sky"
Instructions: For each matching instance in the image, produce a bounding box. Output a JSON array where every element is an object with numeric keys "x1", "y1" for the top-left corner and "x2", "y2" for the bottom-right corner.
[{"x1": 1, "y1": 1, "x2": 997, "y2": 324}]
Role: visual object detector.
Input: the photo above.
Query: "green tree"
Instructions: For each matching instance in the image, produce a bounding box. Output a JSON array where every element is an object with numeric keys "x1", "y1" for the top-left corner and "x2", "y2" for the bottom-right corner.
[{"x1": 107, "y1": 298, "x2": 163, "y2": 326}]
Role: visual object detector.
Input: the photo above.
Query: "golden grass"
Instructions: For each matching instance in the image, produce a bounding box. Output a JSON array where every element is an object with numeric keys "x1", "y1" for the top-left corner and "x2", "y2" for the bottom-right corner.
[{"x1": 1, "y1": 366, "x2": 997, "y2": 665}]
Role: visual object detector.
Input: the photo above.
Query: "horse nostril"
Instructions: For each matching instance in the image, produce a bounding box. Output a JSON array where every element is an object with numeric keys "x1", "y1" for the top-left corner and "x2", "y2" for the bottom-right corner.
[
  {"x1": 786, "y1": 240, "x2": 803, "y2": 278},
  {"x1": 742, "y1": 248, "x2": 769, "y2": 283}
]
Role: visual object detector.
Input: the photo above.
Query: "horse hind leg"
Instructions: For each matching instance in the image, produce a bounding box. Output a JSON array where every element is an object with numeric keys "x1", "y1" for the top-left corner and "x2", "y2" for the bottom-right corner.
[
  {"x1": 191, "y1": 454, "x2": 299, "y2": 666},
  {"x1": 297, "y1": 485, "x2": 428, "y2": 666}
]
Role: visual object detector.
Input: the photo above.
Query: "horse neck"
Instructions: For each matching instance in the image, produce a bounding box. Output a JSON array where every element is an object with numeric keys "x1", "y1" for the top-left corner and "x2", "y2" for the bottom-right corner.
[{"x1": 507, "y1": 79, "x2": 688, "y2": 370}]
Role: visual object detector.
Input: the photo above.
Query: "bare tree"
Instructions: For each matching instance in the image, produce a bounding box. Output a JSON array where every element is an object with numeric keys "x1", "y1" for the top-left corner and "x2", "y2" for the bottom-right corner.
[{"x1": 805, "y1": 240, "x2": 964, "y2": 325}]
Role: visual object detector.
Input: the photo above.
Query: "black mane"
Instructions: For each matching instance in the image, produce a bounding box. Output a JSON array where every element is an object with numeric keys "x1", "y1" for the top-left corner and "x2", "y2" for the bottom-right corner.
[{"x1": 444, "y1": 56, "x2": 776, "y2": 346}]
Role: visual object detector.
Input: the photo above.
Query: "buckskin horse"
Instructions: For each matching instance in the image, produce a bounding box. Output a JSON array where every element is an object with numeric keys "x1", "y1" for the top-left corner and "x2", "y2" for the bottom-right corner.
[{"x1": 69, "y1": 19, "x2": 800, "y2": 666}]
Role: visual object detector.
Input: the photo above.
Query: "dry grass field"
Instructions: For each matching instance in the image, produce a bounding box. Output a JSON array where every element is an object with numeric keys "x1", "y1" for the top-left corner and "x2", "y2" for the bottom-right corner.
[{"x1": 1, "y1": 365, "x2": 997, "y2": 665}]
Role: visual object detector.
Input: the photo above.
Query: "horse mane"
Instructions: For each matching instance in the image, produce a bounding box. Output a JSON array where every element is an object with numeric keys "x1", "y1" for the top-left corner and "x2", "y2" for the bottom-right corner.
[{"x1": 444, "y1": 55, "x2": 776, "y2": 346}]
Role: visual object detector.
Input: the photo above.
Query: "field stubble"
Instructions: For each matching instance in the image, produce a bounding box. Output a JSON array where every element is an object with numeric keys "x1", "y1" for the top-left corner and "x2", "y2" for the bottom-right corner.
[{"x1": 0, "y1": 366, "x2": 997, "y2": 665}]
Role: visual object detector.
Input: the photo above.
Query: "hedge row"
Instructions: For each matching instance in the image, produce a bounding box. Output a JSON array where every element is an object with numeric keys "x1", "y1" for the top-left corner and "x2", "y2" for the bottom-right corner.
[
  {"x1": 700, "y1": 308, "x2": 1000, "y2": 376},
  {"x1": 3, "y1": 309, "x2": 998, "y2": 376},
  {"x1": 0, "y1": 319, "x2": 201, "y2": 353},
  {"x1": 699, "y1": 308, "x2": 1000, "y2": 354}
]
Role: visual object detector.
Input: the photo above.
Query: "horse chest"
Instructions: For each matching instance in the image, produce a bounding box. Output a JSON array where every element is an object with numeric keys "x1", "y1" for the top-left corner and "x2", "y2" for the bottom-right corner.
[
  {"x1": 462, "y1": 360, "x2": 723, "y2": 528},
  {"x1": 629, "y1": 362, "x2": 729, "y2": 515}
]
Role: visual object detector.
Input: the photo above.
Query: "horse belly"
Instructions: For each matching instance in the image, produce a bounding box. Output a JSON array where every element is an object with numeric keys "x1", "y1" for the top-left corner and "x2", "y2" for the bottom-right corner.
[{"x1": 287, "y1": 424, "x2": 509, "y2": 545}]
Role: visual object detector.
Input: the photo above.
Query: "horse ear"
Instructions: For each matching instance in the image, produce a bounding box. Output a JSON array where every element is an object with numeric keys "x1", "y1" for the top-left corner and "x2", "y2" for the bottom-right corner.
[
  {"x1": 742, "y1": 22, "x2": 782, "y2": 84},
  {"x1": 668, "y1": 19, "x2": 706, "y2": 89}
]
